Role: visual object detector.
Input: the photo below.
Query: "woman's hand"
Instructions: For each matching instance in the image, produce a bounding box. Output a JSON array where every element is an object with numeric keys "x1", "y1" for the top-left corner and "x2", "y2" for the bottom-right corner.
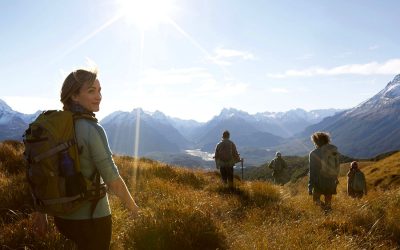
[
  {"x1": 127, "y1": 200, "x2": 140, "y2": 217},
  {"x1": 31, "y1": 212, "x2": 48, "y2": 238}
]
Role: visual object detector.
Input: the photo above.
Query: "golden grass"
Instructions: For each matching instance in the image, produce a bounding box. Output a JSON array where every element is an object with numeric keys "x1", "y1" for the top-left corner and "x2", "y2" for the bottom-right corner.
[
  {"x1": 0, "y1": 140, "x2": 26, "y2": 174},
  {"x1": 359, "y1": 153, "x2": 400, "y2": 190},
  {"x1": 1, "y1": 141, "x2": 400, "y2": 249},
  {"x1": 0, "y1": 172, "x2": 31, "y2": 215}
]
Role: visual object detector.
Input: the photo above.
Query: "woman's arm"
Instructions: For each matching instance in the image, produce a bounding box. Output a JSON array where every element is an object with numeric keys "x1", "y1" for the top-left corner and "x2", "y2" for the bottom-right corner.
[
  {"x1": 107, "y1": 176, "x2": 139, "y2": 215},
  {"x1": 83, "y1": 122, "x2": 139, "y2": 214}
]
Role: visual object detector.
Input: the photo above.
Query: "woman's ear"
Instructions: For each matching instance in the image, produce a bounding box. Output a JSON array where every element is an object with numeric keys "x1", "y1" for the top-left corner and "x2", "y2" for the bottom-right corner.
[{"x1": 71, "y1": 94, "x2": 79, "y2": 102}]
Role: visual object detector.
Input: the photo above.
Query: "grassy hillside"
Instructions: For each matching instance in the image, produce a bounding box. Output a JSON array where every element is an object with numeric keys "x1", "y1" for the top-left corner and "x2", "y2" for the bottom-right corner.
[
  {"x1": 1, "y1": 140, "x2": 400, "y2": 249},
  {"x1": 356, "y1": 153, "x2": 400, "y2": 190},
  {"x1": 243, "y1": 155, "x2": 309, "y2": 183},
  {"x1": 243, "y1": 151, "x2": 397, "y2": 184}
]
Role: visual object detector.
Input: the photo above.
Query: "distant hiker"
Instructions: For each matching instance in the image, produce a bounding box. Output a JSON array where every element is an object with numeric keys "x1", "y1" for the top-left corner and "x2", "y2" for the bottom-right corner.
[
  {"x1": 29, "y1": 68, "x2": 139, "y2": 249},
  {"x1": 268, "y1": 151, "x2": 288, "y2": 185},
  {"x1": 308, "y1": 132, "x2": 340, "y2": 212},
  {"x1": 347, "y1": 161, "x2": 367, "y2": 198},
  {"x1": 214, "y1": 130, "x2": 241, "y2": 188}
]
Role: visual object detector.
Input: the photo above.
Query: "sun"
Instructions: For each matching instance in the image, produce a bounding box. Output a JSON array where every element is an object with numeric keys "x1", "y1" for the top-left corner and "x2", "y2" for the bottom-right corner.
[{"x1": 117, "y1": 0, "x2": 176, "y2": 30}]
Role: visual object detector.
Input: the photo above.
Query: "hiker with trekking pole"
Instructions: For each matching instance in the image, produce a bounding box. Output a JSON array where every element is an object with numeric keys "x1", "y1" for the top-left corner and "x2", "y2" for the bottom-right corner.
[
  {"x1": 214, "y1": 130, "x2": 241, "y2": 189},
  {"x1": 241, "y1": 158, "x2": 244, "y2": 180}
]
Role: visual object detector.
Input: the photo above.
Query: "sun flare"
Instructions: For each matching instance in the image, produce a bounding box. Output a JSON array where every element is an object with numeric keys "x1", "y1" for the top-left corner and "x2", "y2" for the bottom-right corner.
[{"x1": 117, "y1": 0, "x2": 176, "y2": 30}]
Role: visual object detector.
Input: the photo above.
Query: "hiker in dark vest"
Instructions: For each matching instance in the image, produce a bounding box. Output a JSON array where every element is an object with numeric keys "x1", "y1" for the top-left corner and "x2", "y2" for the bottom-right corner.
[
  {"x1": 268, "y1": 152, "x2": 288, "y2": 185},
  {"x1": 31, "y1": 68, "x2": 139, "y2": 250},
  {"x1": 214, "y1": 130, "x2": 241, "y2": 188},
  {"x1": 308, "y1": 132, "x2": 340, "y2": 212},
  {"x1": 347, "y1": 161, "x2": 367, "y2": 198}
]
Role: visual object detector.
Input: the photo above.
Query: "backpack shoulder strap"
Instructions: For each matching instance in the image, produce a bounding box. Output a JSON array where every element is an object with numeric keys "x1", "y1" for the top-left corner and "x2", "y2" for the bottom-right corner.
[
  {"x1": 73, "y1": 112, "x2": 98, "y2": 122},
  {"x1": 88, "y1": 169, "x2": 107, "y2": 219}
]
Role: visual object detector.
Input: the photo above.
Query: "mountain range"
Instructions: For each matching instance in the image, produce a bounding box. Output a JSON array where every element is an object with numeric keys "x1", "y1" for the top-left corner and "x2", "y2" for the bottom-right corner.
[
  {"x1": 1, "y1": 74, "x2": 400, "y2": 165},
  {"x1": 0, "y1": 99, "x2": 339, "y2": 165},
  {"x1": 98, "y1": 107, "x2": 342, "y2": 159}
]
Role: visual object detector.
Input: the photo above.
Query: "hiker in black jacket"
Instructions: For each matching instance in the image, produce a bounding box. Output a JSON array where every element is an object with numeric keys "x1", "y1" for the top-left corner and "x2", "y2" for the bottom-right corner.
[
  {"x1": 214, "y1": 130, "x2": 240, "y2": 188},
  {"x1": 268, "y1": 152, "x2": 288, "y2": 185}
]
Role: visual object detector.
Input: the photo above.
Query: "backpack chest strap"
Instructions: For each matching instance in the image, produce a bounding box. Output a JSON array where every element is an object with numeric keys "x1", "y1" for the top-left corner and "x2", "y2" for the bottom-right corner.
[
  {"x1": 41, "y1": 194, "x2": 82, "y2": 205},
  {"x1": 33, "y1": 140, "x2": 75, "y2": 163}
]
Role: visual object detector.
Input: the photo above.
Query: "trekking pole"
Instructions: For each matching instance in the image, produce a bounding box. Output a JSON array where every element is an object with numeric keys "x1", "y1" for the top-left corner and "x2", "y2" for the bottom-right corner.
[{"x1": 241, "y1": 158, "x2": 244, "y2": 180}]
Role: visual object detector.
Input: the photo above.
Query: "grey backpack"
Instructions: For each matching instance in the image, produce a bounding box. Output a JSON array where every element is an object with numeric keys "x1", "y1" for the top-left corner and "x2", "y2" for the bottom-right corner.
[
  {"x1": 320, "y1": 144, "x2": 340, "y2": 178},
  {"x1": 352, "y1": 171, "x2": 366, "y2": 192}
]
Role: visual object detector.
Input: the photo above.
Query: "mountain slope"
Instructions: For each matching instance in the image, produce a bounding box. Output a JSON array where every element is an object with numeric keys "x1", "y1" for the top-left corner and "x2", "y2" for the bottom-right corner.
[
  {"x1": 300, "y1": 74, "x2": 400, "y2": 158},
  {"x1": 195, "y1": 114, "x2": 283, "y2": 152},
  {"x1": 0, "y1": 100, "x2": 31, "y2": 141},
  {"x1": 100, "y1": 109, "x2": 188, "y2": 156}
]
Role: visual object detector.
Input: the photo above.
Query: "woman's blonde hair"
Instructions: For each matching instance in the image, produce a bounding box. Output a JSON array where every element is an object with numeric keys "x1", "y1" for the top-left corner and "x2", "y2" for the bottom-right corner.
[
  {"x1": 60, "y1": 69, "x2": 97, "y2": 110},
  {"x1": 311, "y1": 131, "x2": 330, "y2": 147}
]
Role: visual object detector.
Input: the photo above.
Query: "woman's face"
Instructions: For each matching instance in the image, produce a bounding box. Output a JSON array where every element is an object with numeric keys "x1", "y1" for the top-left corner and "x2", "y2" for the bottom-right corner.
[{"x1": 72, "y1": 79, "x2": 102, "y2": 112}]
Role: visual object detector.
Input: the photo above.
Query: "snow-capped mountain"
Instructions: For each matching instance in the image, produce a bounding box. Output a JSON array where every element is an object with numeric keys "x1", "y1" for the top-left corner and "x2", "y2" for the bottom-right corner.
[
  {"x1": 100, "y1": 107, "x2": 340, "y2": 156},
  {"x1": 0, "y1": 97, "x2": 343, "y2": 162},
  {"x1": 193, "y1": 107, "x2": 342, "y2": 142},
  {"x1": 0, "y1": 99, "x2": 35, "y2": 141},
  {"x1": 3, "y1": 73, "x2": 400, "y2": 161},
  {"x1": 0, "y1": 99, "x2": 17, "y2": 125},
  {"x1": 189, "y1": 107, "x2": 341, "y2": 153},
  {"x1": 299, "y1": 74, "x2": 400, "y2": 158},
  {"x1": 343, "y1": 74, "x2": 400, "y2": 117},
  {"x1": 256, "y1": 108, "x2": 341, "y2": 123}
]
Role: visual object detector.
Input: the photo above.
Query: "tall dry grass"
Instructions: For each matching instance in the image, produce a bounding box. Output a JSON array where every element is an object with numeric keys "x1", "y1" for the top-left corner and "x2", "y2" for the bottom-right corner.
[
  {"x1": 1, "y1": 141, "x2": 400, "y2": 249},
  {"x1": 0, "y1": 140, "x2": 26, "y2": 174}
]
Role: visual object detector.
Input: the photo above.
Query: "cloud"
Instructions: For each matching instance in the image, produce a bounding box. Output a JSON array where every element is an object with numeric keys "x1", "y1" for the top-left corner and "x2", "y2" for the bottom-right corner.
[
  {"x1": 207, "y1": 47, "x2": 255, "y2": 66},
  {"x1": 270, "y1": 88, "x2": 289, "y2": 93},
  {"x1": 267, "y1": 58, "x2": 400, "y2": 78},
  {"x1": 138, "y1": 67, "x2": 213, "y2": 85}
]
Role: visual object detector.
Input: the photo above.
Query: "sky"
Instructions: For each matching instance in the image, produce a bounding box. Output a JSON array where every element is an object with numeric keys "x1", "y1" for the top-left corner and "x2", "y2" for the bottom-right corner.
[{"x1": 1, "y1": 0, "x2": 400, "y2": 122}]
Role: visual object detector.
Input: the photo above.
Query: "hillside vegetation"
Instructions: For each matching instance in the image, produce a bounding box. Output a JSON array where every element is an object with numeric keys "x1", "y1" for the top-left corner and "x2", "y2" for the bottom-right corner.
[
  {"x1": 1, "y1": 140, "x2": 400, "y2": 249},
  {"x1": 243, "y1": 151, "x2": 399, "y2": 184}
]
